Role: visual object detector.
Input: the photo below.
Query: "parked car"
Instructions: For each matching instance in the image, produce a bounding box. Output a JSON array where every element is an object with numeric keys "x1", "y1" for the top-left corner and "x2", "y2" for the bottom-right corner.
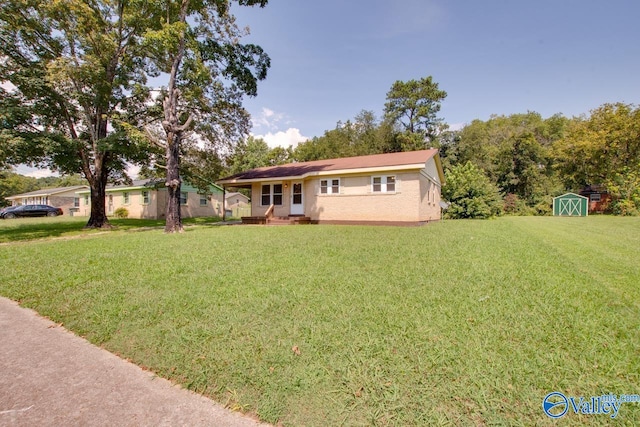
[{"x1": 0, "y1": 204, "x2": 63, "y2": 219}]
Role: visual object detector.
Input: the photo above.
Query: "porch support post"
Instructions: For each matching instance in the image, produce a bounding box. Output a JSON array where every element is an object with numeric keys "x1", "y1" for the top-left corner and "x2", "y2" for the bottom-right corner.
[{"x1": 222, "y1": 186, "x2": 226, "y2": 222}]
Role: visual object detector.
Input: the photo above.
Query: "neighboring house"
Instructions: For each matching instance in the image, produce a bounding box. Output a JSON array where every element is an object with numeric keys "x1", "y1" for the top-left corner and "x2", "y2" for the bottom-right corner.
[
  {"x1": 225, "y1": 192, "x2": 250, "y2": 208},
  {"x1": 75, "y1": 179, "x2": 224, "y2": 219},
  {"x1": 224, "y1": 191, "x2": 251, "y2": 218},
  {"x1": 218, "y1": 149, "x2": 445, "y2": 225},
  {"x1": 6, "y1": 186, "x2": 89, "y2": 216},
  {"x1": 579, "y1": 184, "x2": 612, "y2": 213}
]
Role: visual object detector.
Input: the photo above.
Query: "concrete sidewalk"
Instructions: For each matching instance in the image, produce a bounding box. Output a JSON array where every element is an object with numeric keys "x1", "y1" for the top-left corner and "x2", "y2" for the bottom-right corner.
[{"x1": 0, "y1": 297, "x2": 269, "y2": 427}]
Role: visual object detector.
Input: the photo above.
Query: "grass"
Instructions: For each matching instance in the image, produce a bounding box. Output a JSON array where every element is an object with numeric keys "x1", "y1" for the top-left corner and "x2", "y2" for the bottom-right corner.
[
  {"x1": 0, "y1": 215, "x2": 226, "y2": 243},
  {"x1": 0, "y1": 216, "x2": 639, "y2": 425}
]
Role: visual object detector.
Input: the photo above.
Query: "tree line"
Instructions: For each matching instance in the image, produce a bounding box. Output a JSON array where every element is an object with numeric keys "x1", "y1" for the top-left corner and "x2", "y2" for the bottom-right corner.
[{"x1": 225, "y1": 99, "x2": 640, "y2": 218}]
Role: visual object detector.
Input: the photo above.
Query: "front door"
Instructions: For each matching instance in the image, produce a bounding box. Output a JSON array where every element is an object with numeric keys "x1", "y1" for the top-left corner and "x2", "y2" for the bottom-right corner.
[{"x1": 290, "y1": 182, "x2": 303, "y2": 215}]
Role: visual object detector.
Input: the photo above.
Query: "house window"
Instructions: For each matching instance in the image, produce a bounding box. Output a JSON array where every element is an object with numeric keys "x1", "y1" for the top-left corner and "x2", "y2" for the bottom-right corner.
[
  {"x1": 84, "y1": 195, "x2": 89, "y2": 205},
  {"x1": 261, "y1": 185, "x2": 271, "y2": 206},
  {"x1": 261, "y1": 184, "x2": 283, "y2": 206},
  {"x1": 320, "y1": 178, "x2": 340, "y2": 194},
  {"x1": 372, "y1": 176, "x2": 396, "y2": 193},
  {"x1": 590, "y1": 194, "x2": 601, "y2": 202},
  {"x1": 200, "y1": 195, "x2": 208, "y2": 206},
  {"x1": 142, "y1": 191, "x2": 150, "y2": 205},
  {"x1": 180, "y1": 192, "x2": 188, "y2": 205},
  {"x1": 273, "y1": 184, "x2": 283, "y2": 205},
  {"x1": 123, "y1": 192, "x2": 130, "y2": 205},
  {"x1": 74, "y1": 197, "x2": 80, "y2": 208}
]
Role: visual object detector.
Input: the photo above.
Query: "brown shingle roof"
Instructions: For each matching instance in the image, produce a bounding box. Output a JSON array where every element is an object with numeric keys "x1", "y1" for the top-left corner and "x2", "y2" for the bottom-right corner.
[
  {"x1": 6, "y1": 185, "x2": 88, "y2": 199},
  {"x1": 219, "y1": 149, "x2": 439, "y2": 183}
]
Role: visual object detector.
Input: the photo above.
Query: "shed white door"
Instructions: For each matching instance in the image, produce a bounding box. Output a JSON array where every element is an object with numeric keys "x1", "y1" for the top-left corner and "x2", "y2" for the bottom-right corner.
[
  {"x1": 290, "y1": 182, "x2": 303, "y2": 215},
  {"x1": 559, "y1": 198, "x2": 581, "y2": 216}
]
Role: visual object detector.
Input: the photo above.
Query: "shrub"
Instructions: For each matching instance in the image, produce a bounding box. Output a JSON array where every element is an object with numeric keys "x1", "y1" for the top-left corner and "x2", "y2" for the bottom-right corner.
[
  {"x1": 503, "y1": 193, "x2": 536, "y2": 215},
  {"x1": 611, "y1": 199, "x2": 639, "y2": 216},
  {"x1": 442, "y1": 162, "x2": 503, "y2": 219},
  {"x1": 114, "y1": 207, "x2": 129, "y2": 218}
]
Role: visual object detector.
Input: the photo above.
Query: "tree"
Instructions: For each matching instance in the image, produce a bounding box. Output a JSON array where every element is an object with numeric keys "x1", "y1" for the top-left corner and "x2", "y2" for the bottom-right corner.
[
  {"x1": 442, "y1": 162, "x2": 503, "y2": 219},
  {"x1": 383, "y1": 76, "x2": 447, "y2": 146},
  {"x1": 0, "y1": 0, "x2": 154, "y2": 228},
  {"x1": 553, "y1": 103, "x2": 640, "y2": 190},
  {"x1": 292, "y1": 110, "x2": 396, "y2": 161},
  {"x1": 451, "y1": 112, "x2": 567, "y2": 212},
  {"x1": 606, "y1": 165, "x2": 640, "y2": 216},
  {"x1": 142, "y1": 0, "x2": 269, "y2": 233},
  {"x1": 0, "y1": 169, "x2": 38, "y2": 207},
  {"x1": 226, "y1": 136, "x2": 280, "y2": 175}
]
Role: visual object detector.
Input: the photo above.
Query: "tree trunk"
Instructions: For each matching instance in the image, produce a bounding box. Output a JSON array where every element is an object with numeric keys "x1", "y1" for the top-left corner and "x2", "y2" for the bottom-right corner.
[
  {"x1": 164, "y1": 133, "x2": 183, "y2": 233},
  {"x1": 84, "y1": 154, "x2": 111, "y2": 229},
  {"x1": 86, "y1": 179, "x2": 110, "y2": 228}
]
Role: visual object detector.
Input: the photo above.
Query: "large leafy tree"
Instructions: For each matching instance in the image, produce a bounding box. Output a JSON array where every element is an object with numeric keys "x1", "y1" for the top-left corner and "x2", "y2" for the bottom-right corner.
[
  {"x1": 553, "y1": 103, "x2": 640, "y2": 189},
  {"x1": 293, "y1": 110, "x2": 394, "y2": 161},
  {"x1": 383, "y1": 76, "x2": 447, "y2": 146},
  {"x1": 553, "y1": 103, "x2": 640, "y2": 216},
  {"x1": 142, "y1": 0, "x2": 269, "y2": 233},
  {"x1": 0, "y1": 0, "x2": 154, "y2": 228},
  {"x1": 225, "y1": 136, "x2": 289, "y2": 175},
  {"x1": 452, "y1": 112, "x2": 567, "y2": 211}
]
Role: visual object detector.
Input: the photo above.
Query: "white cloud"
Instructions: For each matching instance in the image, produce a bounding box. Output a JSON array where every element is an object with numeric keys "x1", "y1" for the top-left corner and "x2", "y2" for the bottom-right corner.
[
  {"x1": 252, "y1": 107, "x2": 287, "y2": 131},
  {"x1": 254, "y1": 128, "x2": 309, "y2": 149},
  {"x1": 14, "y1": 165, "x2": 59, "y2": 178},
  {"x1": 126, "y1": 164, "x2": 141, "y2": 179}
]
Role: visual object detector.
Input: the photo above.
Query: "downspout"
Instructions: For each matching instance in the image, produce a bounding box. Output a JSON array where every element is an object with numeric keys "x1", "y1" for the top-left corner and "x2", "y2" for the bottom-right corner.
[{"x1": 222, "y1": 186, "x2": 226, "y2": 222}]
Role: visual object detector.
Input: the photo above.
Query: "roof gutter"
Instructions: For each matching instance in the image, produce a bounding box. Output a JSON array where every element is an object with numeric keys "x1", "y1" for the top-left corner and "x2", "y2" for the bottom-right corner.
[{"x1": 217, "y1": 163, "x2": 428, "y2": 185}]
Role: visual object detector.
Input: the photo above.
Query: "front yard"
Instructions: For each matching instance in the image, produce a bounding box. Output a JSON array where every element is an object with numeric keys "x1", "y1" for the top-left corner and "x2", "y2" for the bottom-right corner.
[{"x1": 0, "y1": 216, "x2": 638, "y2": 425}]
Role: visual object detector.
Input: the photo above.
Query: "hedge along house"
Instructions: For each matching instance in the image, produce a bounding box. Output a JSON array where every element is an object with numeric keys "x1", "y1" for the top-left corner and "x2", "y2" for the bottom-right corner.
[
  {"x1": 75, "y1": 179, "x2": 224, "y2": 219},
  {"x1": 553, "y1": 192, "x2": 589, "y2": 217},
  {"x1": 217, "y1": 149, "x2": 445, "y2": 225},
  {"x1": 6, "y1": 186, "x2": 89, "y2": 215}
]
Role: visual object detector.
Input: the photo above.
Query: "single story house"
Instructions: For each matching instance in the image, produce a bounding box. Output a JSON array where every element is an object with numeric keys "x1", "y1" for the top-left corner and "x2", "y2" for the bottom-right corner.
[
  {"x1": 75, "y1": 179, "x2": 224, "y2": 219},
  {"x1": 6, "y1": 186, "x2": 89, "y2": 216},
  {"x1": 217, "y1": 149, "x2": 445, "y2": 225},
  {"x1": 225, "y1": 192, "x2": 250, "y2": 208},
  {"x1": 224, "y1": 191, "x2": 251, "y2": 218}
]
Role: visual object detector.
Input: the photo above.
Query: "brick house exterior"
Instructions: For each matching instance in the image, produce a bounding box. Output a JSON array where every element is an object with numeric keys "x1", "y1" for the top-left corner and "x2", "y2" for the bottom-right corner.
[
  {"x1": 218, "y1": 149, "x2": 445, "y2": 225},
  {"x1": 75, "y1": 179, "x2": 224, "y2": 219}
]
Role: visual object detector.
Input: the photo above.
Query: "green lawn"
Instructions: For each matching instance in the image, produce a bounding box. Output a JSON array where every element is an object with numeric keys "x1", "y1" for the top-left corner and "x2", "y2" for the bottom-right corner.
[{"x1": 1, "y1": 216, "x2": 639, "y2": 425}]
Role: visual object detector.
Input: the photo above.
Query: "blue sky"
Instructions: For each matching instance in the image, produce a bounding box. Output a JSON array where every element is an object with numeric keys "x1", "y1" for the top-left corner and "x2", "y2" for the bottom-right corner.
[
  {"x1": 15, "y1": 0, "x2": 640, "y2": 176},
  {"x1": 232, "y1": 0, "x2": 640, "y2": 147}
]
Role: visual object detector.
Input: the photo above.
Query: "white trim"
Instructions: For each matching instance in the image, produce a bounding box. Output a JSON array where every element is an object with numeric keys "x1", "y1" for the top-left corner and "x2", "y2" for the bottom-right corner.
[
  {"x1": 290, "y1": 181, "x2": 304, "y2": 215},
  {"x1": 371, "y1": 175, "x2": 397, "y2": 193},
  {"x1": 552, "y1": 192, "x2": 588, "y2": 201},
  {"x1": 319, "y1": 178, "x2": 340, "y2": 195},
  {"x1": 260, "y1": 182, "x2": 284, "y2": 206},
  {"x1": 219, "y1": 163, "x2": 427, "y2": 185},
  {"x1": 420, "y1": 169, "x2": 441, "y2": 188}
]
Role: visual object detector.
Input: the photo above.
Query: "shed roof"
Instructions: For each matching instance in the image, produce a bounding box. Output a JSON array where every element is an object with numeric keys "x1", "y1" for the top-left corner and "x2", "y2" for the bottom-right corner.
[
  {"x1": 6, "y1": 185, "x2": 88, "y2": 199},
  {"x1": 553, "y1": 192, "x2": 589, "y2": 200},
  {"x1": 218, "y1": 149, "x2": 441, "y2": 184}
]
